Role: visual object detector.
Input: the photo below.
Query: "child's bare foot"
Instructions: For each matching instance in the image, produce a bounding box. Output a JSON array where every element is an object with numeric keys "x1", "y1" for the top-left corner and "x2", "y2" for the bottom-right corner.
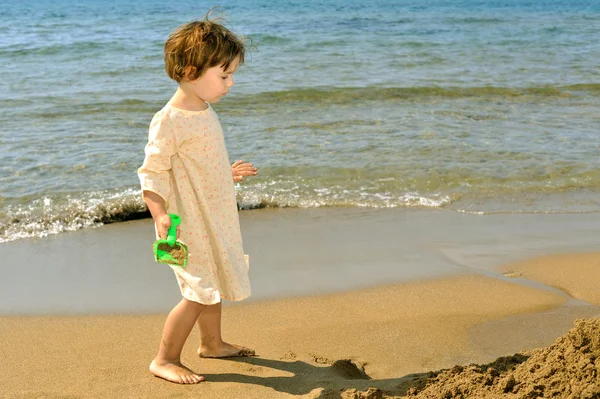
[
  {"x1": 198, "y1": 342, "x2": 256, "y2": 358},
  {"x1": 149, "y1": 358, "x2": 205, "y2": 384}
]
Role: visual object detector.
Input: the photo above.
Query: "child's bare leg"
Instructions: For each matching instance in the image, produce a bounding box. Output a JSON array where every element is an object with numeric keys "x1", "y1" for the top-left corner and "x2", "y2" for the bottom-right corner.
[
  {"x1": 196, "y1": 301, "x2": 255, "y2": 358},
  {"x1": 150, "y1": 298, "x2": 206, "y2": 384}
]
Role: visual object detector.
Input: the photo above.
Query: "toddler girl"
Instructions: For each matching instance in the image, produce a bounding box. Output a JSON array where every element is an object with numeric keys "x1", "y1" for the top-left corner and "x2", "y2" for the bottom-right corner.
[{"x1": 138, "y1": 15, "x2": 256, "y2": 384}]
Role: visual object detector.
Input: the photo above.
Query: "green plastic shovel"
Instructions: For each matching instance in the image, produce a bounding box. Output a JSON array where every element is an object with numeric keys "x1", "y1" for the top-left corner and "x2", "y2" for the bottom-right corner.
[{"x1": 152, "y1": 214, "x2": 188, "y2": 268}]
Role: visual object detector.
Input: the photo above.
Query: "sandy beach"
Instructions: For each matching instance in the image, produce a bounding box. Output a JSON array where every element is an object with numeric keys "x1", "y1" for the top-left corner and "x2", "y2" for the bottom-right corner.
[
  {"x1": 2, "y1": 0, "x2": 599, "y2": 397},
  {"x1": 1, "y1": 208, "x2": 600, "y2": 398}
]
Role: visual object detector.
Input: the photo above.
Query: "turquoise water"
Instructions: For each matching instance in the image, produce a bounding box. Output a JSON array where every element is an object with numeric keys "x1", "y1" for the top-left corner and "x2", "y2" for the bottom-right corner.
[{"x1": 1, "y1": 0, "x2": 599, "y2": 242}]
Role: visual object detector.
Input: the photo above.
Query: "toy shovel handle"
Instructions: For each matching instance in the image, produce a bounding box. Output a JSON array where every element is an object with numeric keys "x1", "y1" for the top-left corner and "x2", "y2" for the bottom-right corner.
[{"x1": 166, "y1": 214, "x2": 181, "y2": 245}]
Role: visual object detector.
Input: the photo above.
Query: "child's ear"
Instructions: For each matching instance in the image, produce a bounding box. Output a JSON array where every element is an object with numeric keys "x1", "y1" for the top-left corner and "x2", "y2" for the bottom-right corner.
[{"x1": 183, "y1": 66, "x2": 197, "y2": 80}]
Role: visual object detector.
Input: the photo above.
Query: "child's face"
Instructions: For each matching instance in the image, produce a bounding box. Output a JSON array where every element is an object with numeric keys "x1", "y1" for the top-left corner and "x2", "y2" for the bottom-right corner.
[{"x1": 187, "y1": 57, "x2": 240, "y2": 104}]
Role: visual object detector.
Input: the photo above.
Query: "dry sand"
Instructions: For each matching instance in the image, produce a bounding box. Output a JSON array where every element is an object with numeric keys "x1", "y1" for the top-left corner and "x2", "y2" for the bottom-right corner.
[
  {"x1": 502, "y1": 252, "x2": 600, "y2": 306},
  {"x1": 374, "y1": 252, "x2": 600, "y2": 399},
  {"x1": 402, "y1": 318, "x2": 600, "y2": 399},
  {"x1": 1, "y1": 265, "x2": 599, "y2": 399}
]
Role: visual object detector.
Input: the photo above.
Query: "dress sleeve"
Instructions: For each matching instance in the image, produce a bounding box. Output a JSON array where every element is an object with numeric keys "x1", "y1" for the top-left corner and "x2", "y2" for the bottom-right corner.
[{"x1": 137, "y1": 112, "x2": 177, "y2": 205}]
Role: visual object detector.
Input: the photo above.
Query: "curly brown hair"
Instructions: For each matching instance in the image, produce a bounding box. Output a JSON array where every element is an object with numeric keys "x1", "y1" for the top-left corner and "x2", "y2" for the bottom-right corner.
[{"x1": 164, "y1": 13, "x2": 245, "y2": 83}]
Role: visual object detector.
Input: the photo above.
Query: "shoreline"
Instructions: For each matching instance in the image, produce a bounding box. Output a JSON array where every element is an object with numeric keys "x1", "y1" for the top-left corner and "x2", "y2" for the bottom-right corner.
[{"x1": 3, "y1": 207, "x2": 600, "y2": 315}]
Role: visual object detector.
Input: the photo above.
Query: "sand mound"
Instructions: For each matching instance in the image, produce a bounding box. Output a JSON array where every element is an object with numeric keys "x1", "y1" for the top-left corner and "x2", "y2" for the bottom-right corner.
[
  {"x1": 406, "y1": 318, "x2": 600, "y2": 399},
  {"x1": 337, "y1": 318, "x2": 600, "y2": 399}
]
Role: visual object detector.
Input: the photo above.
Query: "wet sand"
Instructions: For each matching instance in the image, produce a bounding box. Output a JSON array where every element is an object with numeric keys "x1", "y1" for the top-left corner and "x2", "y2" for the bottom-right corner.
[
  {"x1": 3, "y1": 207, "x2": 600, "y2": 315},
  {"x1": 1, "y1": 208, "x2": 600, "y2": 398}
]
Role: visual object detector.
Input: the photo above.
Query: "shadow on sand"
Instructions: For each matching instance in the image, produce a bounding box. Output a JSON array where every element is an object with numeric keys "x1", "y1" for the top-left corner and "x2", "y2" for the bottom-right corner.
[{"x1": 200, "y1": 355, "x2": 431, "y2": 398}]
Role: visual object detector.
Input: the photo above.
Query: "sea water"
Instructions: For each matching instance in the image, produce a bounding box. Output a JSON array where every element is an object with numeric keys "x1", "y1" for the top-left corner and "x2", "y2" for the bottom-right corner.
[{"x1": 1, "y1": 0, "x2": 599, "y2": 243}]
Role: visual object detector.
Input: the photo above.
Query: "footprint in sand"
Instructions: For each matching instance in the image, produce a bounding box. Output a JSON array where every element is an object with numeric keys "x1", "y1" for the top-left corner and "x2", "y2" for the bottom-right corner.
[
  {"x1": 330, "y1": 359, "x2": 371, "y2": 380},
  {"x1": 309, "y1": 354, "x2": 371, "y2": 380}
]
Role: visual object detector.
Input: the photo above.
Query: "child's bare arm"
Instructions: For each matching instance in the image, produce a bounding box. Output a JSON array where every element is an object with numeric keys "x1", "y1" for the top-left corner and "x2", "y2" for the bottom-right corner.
[{"x1": 143, "y1": 190, "x2": 172, "y2": 239}]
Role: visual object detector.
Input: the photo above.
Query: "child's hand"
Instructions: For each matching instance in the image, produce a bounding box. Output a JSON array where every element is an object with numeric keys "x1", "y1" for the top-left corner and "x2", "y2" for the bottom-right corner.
[
  {"x1": 156, "y1": 214, "x2": 179, "y2": 240},
  {"x1": 232, "y1": 160, "x2": 258, "y2": 182}
]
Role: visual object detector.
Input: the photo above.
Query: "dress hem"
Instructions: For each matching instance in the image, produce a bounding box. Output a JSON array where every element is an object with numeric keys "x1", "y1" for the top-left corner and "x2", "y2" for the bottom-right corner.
[{"x1": 182, "y1": 291, "x2": 252, "y2": 305}]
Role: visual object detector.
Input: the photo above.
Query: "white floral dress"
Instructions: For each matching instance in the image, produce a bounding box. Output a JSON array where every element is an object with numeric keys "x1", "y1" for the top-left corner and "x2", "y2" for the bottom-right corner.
[{"x1": 138, "y1": 103, "x2": 251, "y2": 304}]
